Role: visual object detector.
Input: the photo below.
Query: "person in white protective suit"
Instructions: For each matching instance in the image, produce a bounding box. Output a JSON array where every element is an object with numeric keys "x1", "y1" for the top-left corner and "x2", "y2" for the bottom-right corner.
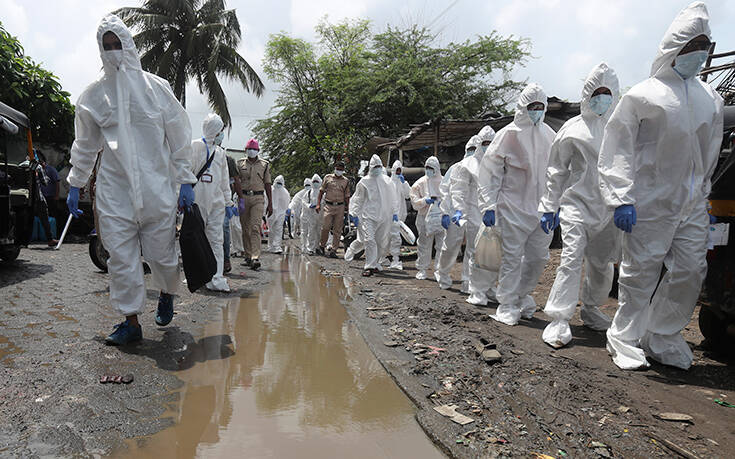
[
  {"x1": 439, "y1": 126, "x2": 499, "y2": 303},
  {"x1": 267, "y1": 175, "x2": 290, "y2": 253},
  {"x1": 410, "y1": 156, "x2": 445, "y2": 280},
  {"x1": 435, "y1": 136, "x2": 477, "y2": 293},
  {"x1": 300, "y1": 174, "x2": 322, "y2": 254},
  {"x1": 479, "y1": 83, "x2": 556, "y2": 325},
  {"x1": 288, "y1": 178, "x2": 310, "y2": 238},
  {"x1": 230, "y1": 191, "x2": 244, "y2": 256},
  {"x1": 539, "y1": 63, "x2": 622, "y2": 348},
  {"x1": 295, "y1": 179, "x2": 313, "y2": 251},
  {"x1": 388, "y1": 160, "x2": 412, "y2": 270},
  {"x1": 190, "y1": 113, "x2": 236, "y2": 292},
  {"x1": 598, "y1": 2, "x2": 723, "y2": 370},
  {"x1": 65, "y1": 15, "x2": 197, "y2": 345},
  {"x1": 345, "y1": 155, "x2": 399, "y2": 276}
]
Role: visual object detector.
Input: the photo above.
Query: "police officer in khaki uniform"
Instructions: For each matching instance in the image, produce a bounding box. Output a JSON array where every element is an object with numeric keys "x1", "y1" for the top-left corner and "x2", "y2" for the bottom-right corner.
[
  {"x1": 316, "y1": 161, "x2": 350, "y2": 257},
  {"x1": 237, "y1": 138, "x2": 272, "y2": 270}
]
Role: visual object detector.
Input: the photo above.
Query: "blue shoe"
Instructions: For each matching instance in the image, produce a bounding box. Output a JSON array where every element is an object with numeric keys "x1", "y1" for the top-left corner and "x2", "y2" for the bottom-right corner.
[
  {"x1": 155, "y1": 293, "x2": 174, "y2": 326},
  {"x1": 105, "y1": 320, "x2": 142, "y2": 345}
]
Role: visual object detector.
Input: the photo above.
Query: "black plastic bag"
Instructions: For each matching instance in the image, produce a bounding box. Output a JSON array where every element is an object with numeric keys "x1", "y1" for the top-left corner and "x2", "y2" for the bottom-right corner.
[{"x1": 180, "y1": 204, "x2": 216, "y2": 292}]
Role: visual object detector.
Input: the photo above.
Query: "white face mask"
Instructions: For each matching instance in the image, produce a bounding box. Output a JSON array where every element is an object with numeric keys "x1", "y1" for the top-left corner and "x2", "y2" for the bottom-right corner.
[
  {"x1": 246, "y1": 148, "x2": 258, "y2": 158},
  {"x1": 673, "y1": 50, "x2": 709, "y2": 80},
  {"x1": 369, "y1": 167, "x2": 383, "y2": 177},
  {"x1": 275, "y1": 183, "x2": 283, "y2": 188},
  {"x1": 335, "y1": 170, "x2": 344, "y2": 177},
  {"x1": 305, "y1": 185, "x2": 311, "y2": 189},
  {"x1": 425, "y1": 168, "x2": 435, "y2": 178},
  {"x1": 106, "y1": 50, "x2": 124, "y2": 68}
]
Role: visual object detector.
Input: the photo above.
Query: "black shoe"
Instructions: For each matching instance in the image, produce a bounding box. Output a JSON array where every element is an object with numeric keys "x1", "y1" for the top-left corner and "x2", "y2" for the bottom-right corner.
[
  {"x1": 155, "y1": 293, "x2": 174, "y2": 326},
  {"x1": 241, "y1": 257, "x2": 252, "y2": 267},
  {"x1": 251, "y1": 259, "x2": 261, "y2": 271},
  {"x1": 316, "y1": 247, "x2": 325, "y2": 256}
]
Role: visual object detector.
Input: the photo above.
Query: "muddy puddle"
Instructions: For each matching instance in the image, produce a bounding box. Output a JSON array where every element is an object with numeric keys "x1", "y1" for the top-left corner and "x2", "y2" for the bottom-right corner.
[{"x1": 121, "y1": 255, "x2": 443, "y2": 458}]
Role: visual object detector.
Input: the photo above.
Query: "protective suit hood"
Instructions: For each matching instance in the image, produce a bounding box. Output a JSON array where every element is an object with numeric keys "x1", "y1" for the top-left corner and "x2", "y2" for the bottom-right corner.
[
  {"x1": 369, "y1": 154, "x2": 384, "y2": 170},
  {"x1": 391, "y1": 160, "x2": 403, "y2": 176},
  {"x1": 274, "y1": 175, "x2": 285, "y2": 186},
  {"x1": 424, "y1": 156, "x2": 440, "y2": 173},
  {"x1": 650, "y1": 2, "x2": 711, "y2": 78},
  {"x1": 514, "y1": 83, "x2": 548, "y2": 127},
  {"x1": 202, "y1": 113, "x2": 224, "y2": 142},
  {"x1": 97, "y1": 15, "x2": 143, "y2": 72},
  {"x1": 580, "y1": 62, "x2": 620, "y2": 120},
  {"x1": 303, "y1": 178, "x2": 311, "y2": 187},
  {"x1": 311, "y1": 173, "x2": 322, "y2": 184},
  {"x1": 465, "y1": 135, "x2": 480, "y2": 153}
]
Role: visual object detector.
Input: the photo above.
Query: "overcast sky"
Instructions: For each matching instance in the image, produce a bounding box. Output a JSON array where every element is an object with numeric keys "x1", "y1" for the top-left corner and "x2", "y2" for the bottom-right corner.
[{"x1": 2, "y1": 0, "x2": 733, "y2": 151}]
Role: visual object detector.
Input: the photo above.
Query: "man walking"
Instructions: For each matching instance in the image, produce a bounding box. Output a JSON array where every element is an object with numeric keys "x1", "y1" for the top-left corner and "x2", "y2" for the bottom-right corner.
[
  {"x1": 237, "y1": 138, "x2": 273, "y2": 271},
  {"x1": 316, "y1": 161, "x2": 350, "y2": 257}
]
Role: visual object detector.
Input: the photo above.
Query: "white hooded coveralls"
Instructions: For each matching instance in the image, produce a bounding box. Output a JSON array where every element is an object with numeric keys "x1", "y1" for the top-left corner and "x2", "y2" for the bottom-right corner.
[
  {"x1": 410, "y1": 156, "x2": 445, "y2": 278},
  {"x1": 191, "y1": 114, "x2": 233, "y2": 292},
  {"x1": 598, "y1": 2, "x2": 724, "y2": 370},
  {"x1": 540, "y1": 63, "x2": 622, "y2": 347},
  {"x1": 347, "y1": 155, "x2": 399, "y2": 269},
  {"x1": 479, "y1": 83, "x2": 556, "y2": 325},
  {"x1": 67, "y1": 15, "x2": 196, "y2": 316},
  {"x1": 388, "y1": 160, "x2": 412, "y2": 269},
  {"x1": 267, "y1": 175, "x2": 290, "y2": 252},
  {"x1": 301, "y1": 174, "x2": 323, "y2": 253},
  {"x1": 289, "y1": 178, "x2": 311, "y2": 238},
  {"x1": 230, "y1": 191, "x2": 244, "y2": 254}
]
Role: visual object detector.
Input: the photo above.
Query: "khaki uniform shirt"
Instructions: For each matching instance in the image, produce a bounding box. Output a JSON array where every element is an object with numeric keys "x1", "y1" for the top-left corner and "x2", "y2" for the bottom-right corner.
[
  {"x1": 321, "y1": 174, "x2": 350, "y2": 203},
  {"x1": 237, "y1": 157, "x2": 271, "y2": 192}
]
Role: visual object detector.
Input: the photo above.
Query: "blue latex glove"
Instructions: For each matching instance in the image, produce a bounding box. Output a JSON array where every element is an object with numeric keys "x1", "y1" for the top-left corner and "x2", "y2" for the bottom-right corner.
[
  {"x1": 393, "y1": 214, "x2": 398, "y2": 222},
  {"x1": 441, "y1": 214, "x2": 450, "y2": 230},
  {"x1": 425, "y1": 197, "x2": 436, "y2": 205},
  {"x1": 709, "y1": 211, "x2": 717, "y2": 224},
  {"x1": 398, "y1": 174, "x2": 405, "y2": 183},
  {"x1": 452, "y1": 210, "x2": 463, "y2": 226},
  {"x1": 178, "y1": 183, "x2": 195, "y2": 210},
  {"x1": 309, "y1": 204, "x2": 317, "y2": 209},
  {"x1": 483, "y1": 210, "x2": 495, "y2": 227},
  {"x1": 614, "y1": 204, "x2": 636, "y2": 233},
  {"x1": 225, "y1": 206, "x2": 237, "y2": 219},
  {"x1": 286, "y1": 208, "x2": 291, "y2": 217},
  {"x1": 66, "y1": 186, "x2": 83, "y2": 218},
  {"x1": 540, "y1": 211, "x2": 560, "y2": 234},
  {"x1": 350, "y1": 215, "x2": 359, "y2": 226}
]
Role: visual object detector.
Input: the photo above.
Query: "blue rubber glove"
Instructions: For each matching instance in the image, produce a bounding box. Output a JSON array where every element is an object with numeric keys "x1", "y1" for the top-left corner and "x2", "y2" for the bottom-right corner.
[
  {"x1": 286, "y1": 208, "x2": 291, "y2": 217},
  {"x1": 225, "y1": 206, "x2": 237, "y2": 219},
  {"x1": 709, "y1": 211, "x2": 717, "y2": 224},
  {"x1": 66, "y1": 186, "x2": 83, "y2": 218},
  {"x1": 452, "y1": 210, "x2": 463, "y2": 226},
  {"x1": 483, "y1": 210, "x2": 495, "y2": 227},
  {"x1": 425, "y1": 197, "x2": 436, "y2": 205},
  {"x1": 309, "y1": 204, "x2": 317, "y2": 209},
  {"x1": 178, "y1": 183, "x2": 195, "y2": 210},
  {"x1": 441, "y1": 214, "x2": 450, "y2": 230},
  {"x1": 398, "y1": 174, "x2": 405, "y2": 183},
  {"x1": 540, "y1": 211, "x2": 560, "y2": 234},
  {"x1": 393, "y1": 214, "x2": 398, "y2": 222},
  {"x1": 614, "y1": 204, "x2": 636, "y2": 233},
  {"x1": 350, "y1": 215, "x2": 359, "y2": 226}
]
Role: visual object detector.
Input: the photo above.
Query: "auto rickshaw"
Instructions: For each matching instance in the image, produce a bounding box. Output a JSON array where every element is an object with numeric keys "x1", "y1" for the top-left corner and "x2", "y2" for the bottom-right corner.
[{"x1": 0, "y1": 101, "x2": 36, "y2": 262}]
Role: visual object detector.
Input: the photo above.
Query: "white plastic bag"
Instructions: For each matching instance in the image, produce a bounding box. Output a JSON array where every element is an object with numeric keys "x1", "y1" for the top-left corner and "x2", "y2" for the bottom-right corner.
[
  {"x1": 398, "y1": 220, "x2": 416, "y2": 244},
  {"x1": 474, "y1": 225, "x2": 502, "y2": 271},
  {"x1": 424, "y1": 202, "x2": 443, "y2": 236}
]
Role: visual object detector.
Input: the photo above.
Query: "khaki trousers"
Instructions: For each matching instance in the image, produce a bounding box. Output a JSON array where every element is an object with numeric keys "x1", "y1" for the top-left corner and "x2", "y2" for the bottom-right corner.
[
  {"x1": 320, "y1": 203, "x2": 345, "y2": 249},
  {"x1": 240, "y1": 195, "x2": 264, "y2": 260}
]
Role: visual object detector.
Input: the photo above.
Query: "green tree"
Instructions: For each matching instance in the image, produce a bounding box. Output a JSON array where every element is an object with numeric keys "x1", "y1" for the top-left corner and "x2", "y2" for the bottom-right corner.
[
  {"x1": 254, "y1": 18, "x2": 529, "y2": 186},
  {"x1": 0, "y1": 22, "x2": 75, "y2": 149},
  {"x1": 115, "y1": 0, "x2": 265, "y2": 128}
]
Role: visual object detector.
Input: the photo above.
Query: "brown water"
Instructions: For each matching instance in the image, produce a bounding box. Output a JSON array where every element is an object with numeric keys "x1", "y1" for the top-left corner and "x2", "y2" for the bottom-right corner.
[{"x1": 122, "y1": 255, "x2": 444, "y2": 458}]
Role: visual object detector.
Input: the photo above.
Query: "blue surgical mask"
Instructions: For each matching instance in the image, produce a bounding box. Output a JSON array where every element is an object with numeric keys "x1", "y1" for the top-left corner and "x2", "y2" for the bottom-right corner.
[
  {"x1": 527, "y1": 109, "x2": 544, "y2": 125},
  {"x1": 275, "y1": 183, "x2": 283, "y2": 188},
  {"x1": 588, "y1": 94, "x2": 613, "y2": 116},
  {"x1": 369, "y1": 167, "x2": 383, "y2": 177},
  {"x1": 673, "y1": 50, "x2": 709, "y2": 80},
  {"x1": 214, "y1": 132, "x2": 225, "y2": 145},
  {"x1": 464, "y1": 149, "x2": 476, "y2": 158},
  {"x1": 247, "y1": 148, "x2": 258, "y2": 158},
  {"x1": 425, "y1": 168, "x2": 436, "y2": 177}
]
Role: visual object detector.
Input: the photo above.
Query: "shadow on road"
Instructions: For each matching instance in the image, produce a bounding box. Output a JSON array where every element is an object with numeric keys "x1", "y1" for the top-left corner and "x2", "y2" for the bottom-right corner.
[{"x1": 0, "y1": 259, "x2": 53, "y2": 288}]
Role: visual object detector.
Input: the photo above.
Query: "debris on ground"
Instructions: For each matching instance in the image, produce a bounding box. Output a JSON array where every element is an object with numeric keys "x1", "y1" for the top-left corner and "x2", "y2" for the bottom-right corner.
[
  {"x1": 654, "y1": 412, "x2": 694, "y2": 423},
  {"x1": 433, "y1": 404, "x2": 475, "y2": 425}
]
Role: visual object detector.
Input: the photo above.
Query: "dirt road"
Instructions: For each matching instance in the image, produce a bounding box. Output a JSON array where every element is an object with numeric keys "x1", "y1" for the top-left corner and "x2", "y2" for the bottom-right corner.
[{"x1": 308, "y1": 243, "x2": 735, "y2": 458}]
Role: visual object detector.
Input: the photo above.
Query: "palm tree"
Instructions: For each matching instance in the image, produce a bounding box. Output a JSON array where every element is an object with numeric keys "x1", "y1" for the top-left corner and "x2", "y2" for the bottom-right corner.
[{"x1": 115, "y1": 0, "x2": 265, "y2": 128}]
